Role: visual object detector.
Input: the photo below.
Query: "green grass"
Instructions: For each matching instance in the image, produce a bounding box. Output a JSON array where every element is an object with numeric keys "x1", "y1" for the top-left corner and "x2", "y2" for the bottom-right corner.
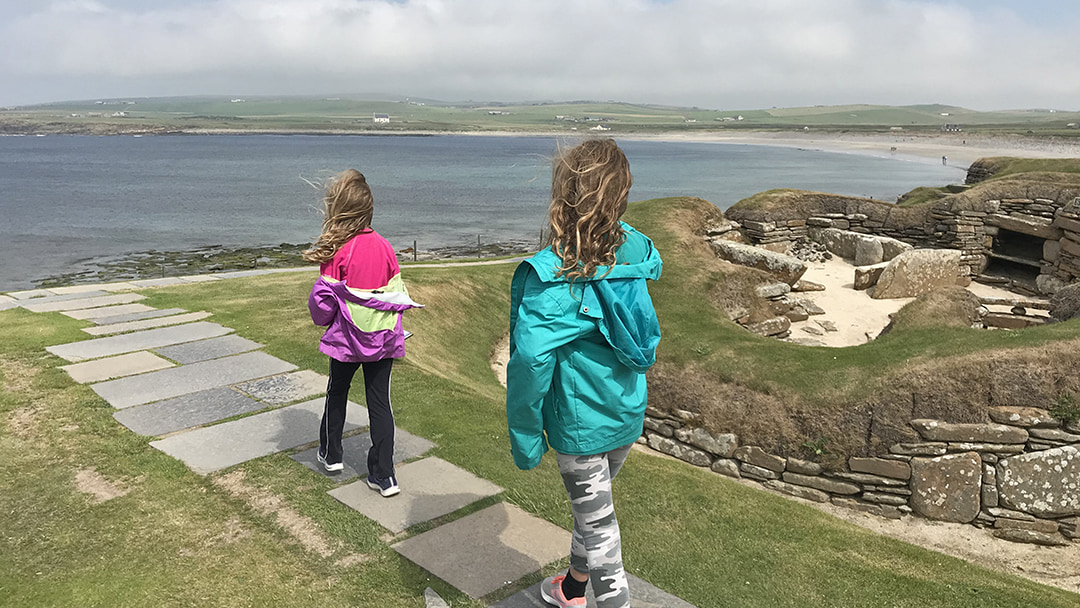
[{"x1": 3, "y1": 200, "x2": 1080, "y2": 606}]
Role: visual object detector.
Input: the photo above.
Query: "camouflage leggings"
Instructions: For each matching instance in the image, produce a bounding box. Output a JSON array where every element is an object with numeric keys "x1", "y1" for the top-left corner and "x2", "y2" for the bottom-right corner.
[{"x1": 555, "y1": 444, "x2": 633, "y2": 608}]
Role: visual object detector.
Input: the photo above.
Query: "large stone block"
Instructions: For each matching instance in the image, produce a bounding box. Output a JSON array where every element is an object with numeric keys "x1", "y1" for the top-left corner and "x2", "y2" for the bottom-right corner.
[
  {"x1": 910, "y1": 452, "x2": 982, "y2": 523},
  {"x1": 872, "y1": 249, "x2": 962, "y2": 299},
  {"x1": 910, "y1": 419, "x2": 1028, "y2": 444},
  {"x1": 646, "y1": 434, "x2": 712, "y2": 467},
  {"x1": 987, "y1": 406, "x2": 1059, "y2": 429},
  {"x1": 733, "y1": 445, "x2": 786, "y2": 472},
  {"x1": 764, "y1": 480, "x2": 830, "y2": 503},
  {"x1": 854, "y1": 262, "x2": 888, "y2": 291},
  {"x1": 854, "y1": 236, "x2": 884, "y2": 266},
  {"x1": 673, "y1": 427, "x2": 737, "y2": 458},
  {"x1": 997, "y1": 446, "x2": 1080, "y2": 517},
  {"x1": 709, "y1": 240, "x2": 807, "y2": 285},
  {"x1": 987, "y1": 213, "x2": 1062, "y2": 240},
  {"x1": 848, "y1": 457, "x2": 911, "y2": 480},
  {"x1": 782, "y1": 472, "x2": 859, "y2": 495}
]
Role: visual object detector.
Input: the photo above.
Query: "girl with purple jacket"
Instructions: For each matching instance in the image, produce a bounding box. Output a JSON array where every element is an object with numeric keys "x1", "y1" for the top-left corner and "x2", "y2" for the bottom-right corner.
[{"x1": 304, "y1": 170, "x2": 421, "y2": 497}]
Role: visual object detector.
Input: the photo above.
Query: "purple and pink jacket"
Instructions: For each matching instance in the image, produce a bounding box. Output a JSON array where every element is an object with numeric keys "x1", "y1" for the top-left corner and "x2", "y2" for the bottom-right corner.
[{"x1": 308, "y1": 230, "x2": 422, "y2": 362}]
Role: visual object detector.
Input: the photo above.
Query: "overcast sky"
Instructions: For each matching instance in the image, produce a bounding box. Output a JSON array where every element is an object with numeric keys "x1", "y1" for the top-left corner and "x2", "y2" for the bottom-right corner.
[{"x1": 1, "y1": 0, "x2": 1078, "y2": 110}]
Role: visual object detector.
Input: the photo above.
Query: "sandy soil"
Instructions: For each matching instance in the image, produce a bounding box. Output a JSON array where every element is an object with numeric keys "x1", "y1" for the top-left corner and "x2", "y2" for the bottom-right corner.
[{"x1": 786, "y1": 257, "x2": 1039, "y2": 347}]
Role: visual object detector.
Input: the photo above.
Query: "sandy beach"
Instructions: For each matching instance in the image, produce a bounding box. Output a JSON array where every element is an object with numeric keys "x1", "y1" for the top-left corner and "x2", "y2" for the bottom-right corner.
[{"x1": 625, "y1": 130, "x2": 1080, "y2": 168}]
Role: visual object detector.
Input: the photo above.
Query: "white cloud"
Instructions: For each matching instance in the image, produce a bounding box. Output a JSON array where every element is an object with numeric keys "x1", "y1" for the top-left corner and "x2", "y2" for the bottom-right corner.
[{"x1": 1, "y1": 0, "x2": 1078, "y2": 109}]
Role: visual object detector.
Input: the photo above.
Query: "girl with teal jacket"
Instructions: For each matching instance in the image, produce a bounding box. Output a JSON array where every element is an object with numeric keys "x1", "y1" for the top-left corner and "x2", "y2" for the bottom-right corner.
[{"x1": 507, "y1": 139, "x2": 661, "y2": 608}]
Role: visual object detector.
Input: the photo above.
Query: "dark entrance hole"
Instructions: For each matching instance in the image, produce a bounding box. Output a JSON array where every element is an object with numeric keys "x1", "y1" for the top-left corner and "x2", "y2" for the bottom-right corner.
[{"x1": 993, "y1": 228, "x2": 1045, "y2": 263}]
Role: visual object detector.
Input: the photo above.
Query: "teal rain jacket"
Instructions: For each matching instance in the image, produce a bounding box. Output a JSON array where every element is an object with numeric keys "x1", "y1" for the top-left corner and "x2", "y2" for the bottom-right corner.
[{"x1": 506, "y1": 222, "x2": 662, "y2": 470}]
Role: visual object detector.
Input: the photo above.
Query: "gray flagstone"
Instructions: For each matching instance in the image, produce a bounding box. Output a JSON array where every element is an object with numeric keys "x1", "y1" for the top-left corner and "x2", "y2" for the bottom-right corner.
[
  {"x1": 154, "y1": 334, "x2": 263, "y2": 365},
  {"x1": 328, "y1": 457, "x2": 503, "y2": 534},
  {"x1": 7, "y1": 289, "x2": 59, "y2": 300},
  {"x1": 88, "y1": 307, "x2": 187, "y2": 325},
  {"x1": 127, "y1": 277, "x2": 191, "y2": 288},
  {"x1": 46, "y1": 322, "x2": 233, "y2": 362},
  {"x1": 91, "y1": 351, "x2": 297, "y2": 409},
  {"x1": 391, "y1": 501, "x2": 566, "y2": 599},
  {"x1": 47, "y1": 284, "x2": 134, "y2": 295},
  {"x1": 23, "y1": 293, "x2": 145, "y2": 313},
  {"x1": 150, "y1": 397, "x2": 368, "y2": 474},
  {"x1": 113, "y1": 387, "x2": 266, "y2": 436},
  {"x1": 63, "y1": 303, "x2": 156, "y2": 320},
  {"x1": 82, "y1": 311, "x2": 212, "y2": 336},
  {"x1": 152, "y1": 334, "x2": 263, "y2": 364},
  {"x1": 291, "y1": 429, "x2": 435, "y2": 481},
  {"x1": 60, "y1": 351, "x2": 175, "y2": 384},
  {"x1": 235, "y1": 370, "x2": 327, "y2": 405}
]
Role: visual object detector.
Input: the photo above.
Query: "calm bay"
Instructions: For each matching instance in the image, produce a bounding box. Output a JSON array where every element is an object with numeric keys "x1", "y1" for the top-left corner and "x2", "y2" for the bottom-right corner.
[{"x1": 0, "y1": 134, "x2": 963, "y2": 290}]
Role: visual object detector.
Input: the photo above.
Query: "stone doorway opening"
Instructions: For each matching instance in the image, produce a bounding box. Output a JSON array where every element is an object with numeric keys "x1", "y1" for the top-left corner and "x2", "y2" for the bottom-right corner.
[{"x1": 982, "y1": 228, "x2": 1044, "y2": 293}]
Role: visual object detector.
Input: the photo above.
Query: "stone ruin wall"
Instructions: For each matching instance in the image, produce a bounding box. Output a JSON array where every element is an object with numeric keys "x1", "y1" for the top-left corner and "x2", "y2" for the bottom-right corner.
[
  {"x1": 640, "y1": 406, "x2": 1079, "y2": 547},
  {"x1": 726, "y1": 191, "x2": 1080, "y2": 296},
  {"x1": 672, "y1": 187, "x2": 1080, "y2": 545}
]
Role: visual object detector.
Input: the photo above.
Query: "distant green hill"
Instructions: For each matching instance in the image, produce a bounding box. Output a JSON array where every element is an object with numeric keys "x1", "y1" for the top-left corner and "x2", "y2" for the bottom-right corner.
[{"x1": 3, "y1": 96, "x2": 1080, "y2": 135}]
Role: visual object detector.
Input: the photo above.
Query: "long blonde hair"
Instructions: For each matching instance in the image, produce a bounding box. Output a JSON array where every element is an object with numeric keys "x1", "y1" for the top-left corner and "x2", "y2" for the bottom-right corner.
[
  {"x1": 302, "y1": 169, "x2": 374, "y2": 264},
  {"x1": 548, "y1": 139, "x2": 632, "y2": 280}
]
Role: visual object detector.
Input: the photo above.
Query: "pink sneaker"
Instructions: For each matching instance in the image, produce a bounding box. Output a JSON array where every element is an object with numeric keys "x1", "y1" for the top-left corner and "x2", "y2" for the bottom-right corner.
[{"x1": 539, "y1": 575, "x2": 586, "y2": 607}]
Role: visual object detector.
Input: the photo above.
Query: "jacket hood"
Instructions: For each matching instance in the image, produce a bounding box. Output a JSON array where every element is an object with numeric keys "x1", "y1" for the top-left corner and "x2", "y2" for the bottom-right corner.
[
  {"x1": 519, "y1": 223, "x2": 661, "y2": 373},
  {"x1": 525, "y1": 223, "x2": 662, "y2": 284}
]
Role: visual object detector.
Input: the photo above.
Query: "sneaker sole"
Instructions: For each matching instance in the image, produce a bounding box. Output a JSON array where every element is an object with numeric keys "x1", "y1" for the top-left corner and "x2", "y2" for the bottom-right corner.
[{"x1": 366, "y1": 479, "x2": 400, "y2": 497}]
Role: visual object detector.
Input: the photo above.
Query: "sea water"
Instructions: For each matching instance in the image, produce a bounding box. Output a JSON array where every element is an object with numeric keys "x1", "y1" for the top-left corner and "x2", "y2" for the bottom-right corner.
[{"x1": 0, "y1": 134, "x2": 963, "y2": 290}]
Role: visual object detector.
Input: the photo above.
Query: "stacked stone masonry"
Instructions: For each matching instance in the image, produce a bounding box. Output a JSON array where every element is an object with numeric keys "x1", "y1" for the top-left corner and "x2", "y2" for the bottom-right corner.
[
  {"x1": 725, "y1": 193, "x2": 1080, "y2": 296},
  {"x1": 640, "y1": 405, "x2": 1079, "y2": 546}
]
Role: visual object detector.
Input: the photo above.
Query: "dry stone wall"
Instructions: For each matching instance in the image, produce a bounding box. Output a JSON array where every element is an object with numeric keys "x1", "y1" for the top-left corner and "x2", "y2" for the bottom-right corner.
[
  {"x1": 726, "y1": 191, "x2": 1080, "y2": 295},
  {"x1": 640, "y1": 406, "x2": 1080, "y2": 546}
]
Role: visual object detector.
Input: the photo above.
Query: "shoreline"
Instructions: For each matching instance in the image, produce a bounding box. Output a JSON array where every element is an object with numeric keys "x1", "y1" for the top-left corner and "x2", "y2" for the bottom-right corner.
[{"x1": 14, "y1": 126, "x2": 1080, "y2": 168}]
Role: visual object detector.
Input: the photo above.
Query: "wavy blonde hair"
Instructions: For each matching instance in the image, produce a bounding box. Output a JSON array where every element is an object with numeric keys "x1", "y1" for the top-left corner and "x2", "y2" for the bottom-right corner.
[
  {"x1": 302, "y1": 169, "x2": 375, "y2": 264},
  {"x1": 548, "y1": 139, "x2": 632, "y2": 280}
]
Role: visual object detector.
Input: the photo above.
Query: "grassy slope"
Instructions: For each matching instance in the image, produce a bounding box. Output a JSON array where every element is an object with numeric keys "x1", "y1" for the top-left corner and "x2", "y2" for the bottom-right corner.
[{"x1": 3, "y1": 207, "x2": 1080, "y2": 606}]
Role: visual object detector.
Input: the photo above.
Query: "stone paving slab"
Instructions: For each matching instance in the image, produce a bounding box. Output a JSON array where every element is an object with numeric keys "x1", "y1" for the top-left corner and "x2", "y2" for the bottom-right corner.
[
  {"x1": 392, "y1": 502, "x2": 566, "y2": 599},
  {"x1": 6, "y1": 289, "x2": 59, "y2": 300},
  {"x1": 47, "y1": 322, "x2": 233, "y2": 362},
  {"x1": 150, "y1": 397, "x2": 368, "y2": 474},
  {"x1": 82, "y1": 311, "x2": 212, "y2": 336},
  {"x1": 23, "y1": 292, "x2": 145, "y2": 313},
  {"x1": 60, "y1": 351, "x2": 175, "y2": 384},
  {"x1": 176, "y1": 275, "x2": 222, "y2": 283},
  {"x1": 89, "y1": 307, "x2": 187, "y2": 325},
  {"x1": 235, "y1": 370, "x2": 327, "y2": 405},
  {"x1": 113, "y1": 386, "x2": 267, "y2": 437},
  {"x1": 291, "y1": 428, "x2": 435, "y2": 481},
  {"x1": 92, "y1": 351, "x2": 297, "y2": 409},
  {"x1": 63, "y1": 303, "x2": 156, "y2": 320},
  {"x1": 41, "y1": 284, "x2": 110, "y2": 296},
  {"x1": 329, "y1": 457, "x2": 503, "y2": 534},
  {"x1": 490, "y1": 574, "x2": 698, "y2": 608},
  {"x1": 127, "y1": 277, "x2": 191, "y2": 288},
  {"x1": 213, "y1": 269, "x2": 277, "y2": 279},
  {"x1": 153, "y1": 334, "x2": 263, "y2": 364}
]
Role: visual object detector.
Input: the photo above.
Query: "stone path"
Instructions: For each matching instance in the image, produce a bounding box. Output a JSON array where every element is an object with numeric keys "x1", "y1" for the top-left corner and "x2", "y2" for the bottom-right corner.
[{"x1": 7, "y1": 271, "x2": 695, "y2": 607}]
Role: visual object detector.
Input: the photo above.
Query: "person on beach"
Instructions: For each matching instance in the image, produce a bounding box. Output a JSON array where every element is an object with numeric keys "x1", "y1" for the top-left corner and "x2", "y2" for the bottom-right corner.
[
  {"x1": 304, "y1": 170, "x2": 421, "y2": 497},
  {"x1": 506, "y1": 139, "x2": 662, "y2": 608}
]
